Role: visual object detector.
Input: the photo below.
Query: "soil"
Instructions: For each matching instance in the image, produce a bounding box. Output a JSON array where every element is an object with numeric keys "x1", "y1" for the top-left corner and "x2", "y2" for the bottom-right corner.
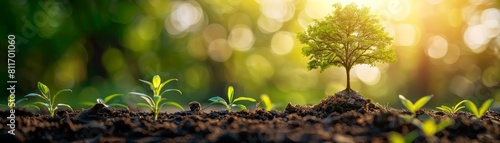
[{"x1": 1, "y1": 90, "x2": 499, "y2": 143}]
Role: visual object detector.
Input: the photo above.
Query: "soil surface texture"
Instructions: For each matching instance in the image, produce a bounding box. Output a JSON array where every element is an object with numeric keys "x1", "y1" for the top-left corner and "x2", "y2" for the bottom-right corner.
[{"x1": 1, "y1": 91, "x2": 500, "y2": 143}]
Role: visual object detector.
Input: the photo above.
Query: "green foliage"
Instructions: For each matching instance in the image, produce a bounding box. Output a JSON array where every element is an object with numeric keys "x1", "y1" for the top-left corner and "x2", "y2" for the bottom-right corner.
[
  {"x1": 436, "y1": 100, "x2": 466, "y2": 114},
  {"x1": 399, "y1": 95, "x2": 433, "y2": 116},
  {"x1": 260, "y1": 94, "x2": 272, "y2": 111},
  {"x1": 413, "y1": 118, "x2": 454, "y2": 137},
  {"x1": 464, "y1": 99, "x2": 494, "y2": 119},
  {"x1": 388, "y1": 130, "x2": 418, "y2": 143},
  {"x1": 129, "y1": 75, "x2": 183, "y2": 120},
  {"x1": 25, "y1": 82, "x2": 73, "y2": 117},
  {"x1": 209, "y1": 86, "x2": 256, "y2": 111},
  {"x1": 298, "y1": 3, "x2": 396, "y2": 91},
  {"x1": 81, "y1": 94, "x2": 129, "y2": 109}
]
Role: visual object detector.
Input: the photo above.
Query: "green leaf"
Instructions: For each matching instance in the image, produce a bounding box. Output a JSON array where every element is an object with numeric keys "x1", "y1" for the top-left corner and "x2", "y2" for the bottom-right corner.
[
  {"x1": 260, "y1": 94, "x2": 272, "y2": 111},
  {"x1": 108, "y1": 103, "x2": 129, "y2": 110},
  {"x1": 158, "y1": 78, "x2": 178, "y2": 95},
  {"x1": 227, "y1": 86, "x2": 234, "y2": 104},
  {"x1": 399, "y1": 95, "x2": 414, "y2": 112},
  {"x1": 159, "y1": 89, "x2": 182, "y2": 97},
  {"x1": 25, "y1": 93, "x2": 48, "y2": 101},
  {"x1": 232, "y1": 104, "x2": 247, "y2": 110},
  {"x1": 37, "y1": 82, "x2": 50, "y2": 98},
  {"x1": 129, "y1": 92, "x2": 154, "y2": 107},
  {"x1": 436, "y1": 106, "x2": 452, "y2": 113},
  {"x1": 52, "y1": 89, "x2": 72, "y2": 103},
  {"x1": 103, "y1": 94, "x2": 123, "y2": 103},
  {"x1": 137, "y1": 103, "x2": 153, "y2": 111},
  {"x1": 152, "y1": 75, "x2": 161, "y2": 89},
  {"x1": 33, "y1": 101, "x2": 50, "y2": 108},
  {"x1": 388, "y1": 132, "x2": 405, "y2": 143},
  {"x1": 160, "y1": 101, "x2": 184, "y2": 111},
  {"x1": 139, "y1": 79, "x2": 154, "y2": 92},
  {"x1": 464, "y1": 100, "x2": 479, "y2": 117},
  {"x1": 56, "y1": 103, "x2": 73, "y2": 111},
  {"x1": 233, "y1": 97, "x2": 256, "y2": 103},
  {"x1": 413, "y1": 95, "x2": 433, "y2": 111},
  {"x1": 209, "y1": 96, "x2": 227, "y2": 104},
  {"x1": 479, "y1": 99, "x2": 494, "y2": 117},
  {"x1": 15, "y1": 98, "x2": 28, "y2": 104}
]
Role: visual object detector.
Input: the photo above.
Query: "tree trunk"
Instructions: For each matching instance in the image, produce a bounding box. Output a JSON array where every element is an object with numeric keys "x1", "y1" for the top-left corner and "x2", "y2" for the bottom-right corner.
[{"x1": 346, "y1": 66, "x2": 351, "y2": 93}]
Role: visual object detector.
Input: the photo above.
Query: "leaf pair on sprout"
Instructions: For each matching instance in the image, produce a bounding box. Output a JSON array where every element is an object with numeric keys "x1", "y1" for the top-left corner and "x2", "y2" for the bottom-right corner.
[
  {"x1": 464, "y1": 99, "x2": 494, "y2": 119},
  {"x1": 129, "y1": 75, "x2": 183, "y2": 120},
  {"x1": 435, "y1": 100, "x2": 466, "y2": 114},
  {"x1": 398, "y1": 95, "x2": 433, "y2": 116},
  {"x1": 25, "y1": 82, "x2": 73, "y2": 117},
  {"x1": 209, "y1": 86, "x2": 256, "y2": 111}
]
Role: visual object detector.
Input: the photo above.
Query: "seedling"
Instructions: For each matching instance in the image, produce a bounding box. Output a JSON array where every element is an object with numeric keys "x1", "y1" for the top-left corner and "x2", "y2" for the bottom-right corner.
[
  {"x1": 436, "y1": 100, "x2": 466, "y2": 114},
  {"x1": 388, "y1": 130, "x2": 418, "y2": 143},
  {"x1": 260, "y1": 94, "x2": 272, "y2": 111},
  {"x1": 81, "y1": 94, "x2": 129, "y2": 109},
  {"x1": 25, "y1": 82, "x2": 73, "y2": 117},
  {"x1": 209, "y1": 86, "x2": 256, "y2": 111},
  {"x1": 464, "y1": 99, "x2": 494, "y2": 119},
  {"x1": 128, "y1": 75, "x2": 183, "y2": 120},
  {"x1": 399, "y1": 95, "x2": 433, "y2": 116},
  {"x1": 413, "y1": 118, "x2": 454, "y2": 137}
]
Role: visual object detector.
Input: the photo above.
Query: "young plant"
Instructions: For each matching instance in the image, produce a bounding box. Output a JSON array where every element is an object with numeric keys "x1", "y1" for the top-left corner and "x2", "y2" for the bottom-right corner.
[
  {"x1": 128, "y1": 75, "x2": 183, "y2": 120},
  {"x1": 413, "y1": 118, "x2": 454, "y2": 137},
  {"x1": 399, "y1": 95, "x2": 433, "y2": 116},
  {"x1": 388, "y1": 130, "x2": 418, "y2": 143},
  {"x1": 260, "y1": 94, "x2": 272, "y2": 111},
  {"x1": 436, "y1": 100, "x2": 466, "y2": 114},
  {"x1": 25, "y1": 82, "x2": 73, "y2": 117},
  {"x1": 81, "y1": 94, "x2": 128, "y2": 109},
  {"x1": 209, "y1": 86, "x2": 256, "y2": 111},
  {"x1": 464, "y1": 99, "x2": 494, "y2": 119}
]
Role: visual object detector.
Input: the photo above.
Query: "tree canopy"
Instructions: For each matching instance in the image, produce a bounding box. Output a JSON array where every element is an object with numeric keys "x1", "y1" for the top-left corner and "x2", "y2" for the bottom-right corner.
[{"x1": 298, "y1": 3, "x2": 396, "y2": 92}]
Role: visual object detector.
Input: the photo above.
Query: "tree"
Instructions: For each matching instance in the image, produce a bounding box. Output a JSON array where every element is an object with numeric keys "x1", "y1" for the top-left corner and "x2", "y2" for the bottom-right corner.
[{"x1": 298, "y1": 3, "x2": 396, "y2": 93}]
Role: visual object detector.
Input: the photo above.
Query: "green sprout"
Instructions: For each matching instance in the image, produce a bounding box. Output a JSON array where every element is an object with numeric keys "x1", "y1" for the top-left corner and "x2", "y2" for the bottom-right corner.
[
  {"x1": 399, "y1": 95, "x2": 433, "y2": 116},
  {"x1": 464, "y1": 99, "x2": 494, "y2": 119},
  {"x1": 388, "y1": 130, "x2": 418, "y2": 143},
  {"x1": 436, "y1": 100, "x2": 466, "y2": 114},
  {"x1": 260, "y1": 94, "x2": 272, "y2": 111},
  {"x1": 81, "y1": 94, "x2": 129, "y2": 109},
  {"x1": 25, "y1": 82, "x2": 73, "y2": 117},
  {"x1": 414, "y1": 118, "x2": 454, "y2": 138},
  {"x1": 128, "y1": 75, "x2": 183, "y2": 120},
  {"x1": 209, "y1": 86, "x2": 256, "y2": 111}
]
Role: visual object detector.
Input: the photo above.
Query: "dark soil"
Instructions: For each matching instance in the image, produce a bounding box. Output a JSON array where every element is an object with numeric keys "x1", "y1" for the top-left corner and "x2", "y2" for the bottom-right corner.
[{"x1": 1, "y1": 91, "x2": 500, "y2": 143}]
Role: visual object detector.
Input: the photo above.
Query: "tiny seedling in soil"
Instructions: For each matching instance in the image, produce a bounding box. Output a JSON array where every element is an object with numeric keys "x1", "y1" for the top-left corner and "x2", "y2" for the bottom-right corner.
[
  {"x1": 25, "y1": 82, "x2": 73, "y2": 117},
  {"x1": 399, "y1": 94, "x2": 433, "y2": 116},
  {"x1": 128, "y1": 75, "x2": 183, "y2": 120},
  {"x1": 81, "y1": 94, "x2": 128, "y2": 109},
  {"x1": 208, "y1": 86, "x2": 256, "y2": 111},
  {"x1": 436, "y1": 100, "x2": 466, "y2": 114},
  {"x1": 260, "y1": 94, "x2": 272, "y2": 111},
  {"x1": 413, "y1": 118, "x2": 454, "y2": 138},
  {"x1": 464, "y1": 99, "x2": 494, "y2": 119}
]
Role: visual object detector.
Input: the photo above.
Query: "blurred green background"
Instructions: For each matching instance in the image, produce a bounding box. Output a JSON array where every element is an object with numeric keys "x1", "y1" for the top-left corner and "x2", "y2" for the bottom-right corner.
[{"x1": 1, "y1": 0, "x2": 499, "y2": 111}]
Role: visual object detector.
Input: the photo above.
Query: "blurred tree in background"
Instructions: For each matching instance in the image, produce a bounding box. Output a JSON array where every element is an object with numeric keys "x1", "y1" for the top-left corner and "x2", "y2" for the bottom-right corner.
[{"x1": 1, "y1": 0, "x2": 499, "y2": 110}]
